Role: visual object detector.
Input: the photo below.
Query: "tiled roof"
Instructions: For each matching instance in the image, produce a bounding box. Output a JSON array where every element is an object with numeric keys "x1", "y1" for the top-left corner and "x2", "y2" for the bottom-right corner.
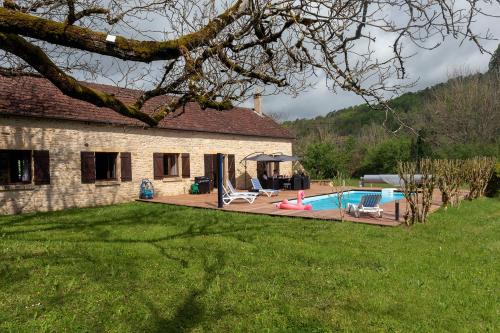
[{"x1": 0, "y1": 75, "x2": 294, "y2": 139}]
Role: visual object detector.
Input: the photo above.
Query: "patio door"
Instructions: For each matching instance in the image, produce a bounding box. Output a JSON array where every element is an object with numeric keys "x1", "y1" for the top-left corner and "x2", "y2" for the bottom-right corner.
[
  {"x1": 257, "y1": 161, "x2": 266, "y2": 180},
  {"x1": 204, "y1": 154, "x2": 218, "y2": 190},
  {"x1": 204, "y1": 154, "x2": 235, "y2": 189}
]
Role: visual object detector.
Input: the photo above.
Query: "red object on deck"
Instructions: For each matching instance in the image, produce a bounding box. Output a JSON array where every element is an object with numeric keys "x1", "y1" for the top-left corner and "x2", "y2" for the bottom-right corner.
[{"x1": 276, "y1": 190, "x2": 313, "y2": 211}]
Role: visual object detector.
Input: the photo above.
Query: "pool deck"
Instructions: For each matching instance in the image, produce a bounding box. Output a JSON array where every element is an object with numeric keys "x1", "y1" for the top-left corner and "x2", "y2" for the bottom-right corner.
[{"x1": 138, "y1": 184, "x2": 446, "y2": 227}]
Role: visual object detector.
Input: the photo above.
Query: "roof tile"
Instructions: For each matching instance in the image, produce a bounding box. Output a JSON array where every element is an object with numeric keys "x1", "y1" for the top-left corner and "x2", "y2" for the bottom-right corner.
[{"x1": 0, "y1": 75, "x2": 294, "y2": 139}]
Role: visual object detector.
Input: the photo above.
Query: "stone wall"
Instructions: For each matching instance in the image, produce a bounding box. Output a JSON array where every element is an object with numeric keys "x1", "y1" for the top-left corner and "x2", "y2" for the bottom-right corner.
[{"x1": 0, "y1": 116, "x2": 293, "y2": 214}]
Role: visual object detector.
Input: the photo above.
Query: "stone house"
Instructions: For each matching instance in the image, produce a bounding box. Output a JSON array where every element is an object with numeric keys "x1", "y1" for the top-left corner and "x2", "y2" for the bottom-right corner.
[{"x1": 0, "y1": 75, "x2": 294, "y2": 214}]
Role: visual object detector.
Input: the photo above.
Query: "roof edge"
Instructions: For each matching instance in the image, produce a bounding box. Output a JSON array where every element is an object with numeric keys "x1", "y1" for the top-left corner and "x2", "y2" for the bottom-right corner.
[{"x1": 0, "y1": 112, "x2": 296, "y2": 140}]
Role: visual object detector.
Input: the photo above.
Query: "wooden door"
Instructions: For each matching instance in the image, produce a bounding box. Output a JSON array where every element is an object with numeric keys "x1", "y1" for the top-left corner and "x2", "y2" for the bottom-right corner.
[
  {"x1": 204, "y1": 154, "x2": 214, "y2": 190},
  {"x1": 257, "y1": 161, "x2": 266, "y2": 179}
]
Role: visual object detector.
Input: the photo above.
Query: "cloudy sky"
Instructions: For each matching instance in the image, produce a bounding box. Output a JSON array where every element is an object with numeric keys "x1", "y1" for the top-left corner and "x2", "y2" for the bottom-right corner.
[{"x1": 244, "y1": 13, "x2": 500, "y2": 121}]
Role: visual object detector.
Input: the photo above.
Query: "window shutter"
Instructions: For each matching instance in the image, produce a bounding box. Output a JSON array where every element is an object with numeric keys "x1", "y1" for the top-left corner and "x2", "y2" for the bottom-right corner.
[
  {"x1": 228, "y1": 154, "x2": 236, "y2": 186},
  {"x1": 204, "y1": 154, "x2": 214, "y2": 190},
  {"x1": 204, "y1": 154, "x2": 212, "y2": 178},
  {"x1": 120, "y1": 152, "x2": 132, "y2": 182},
  {"x1": 181, "y1": 153, "x2": 190, "y2": 178},
  {"x1": 34, "y1": 150, "x2": 50, "y2": 185},
  {"x1": 153, "y1": 153, "x2": 164, "y2": 180},
  {"x1": 81, "y1": 151, "x2": 96, "y2": 184}
]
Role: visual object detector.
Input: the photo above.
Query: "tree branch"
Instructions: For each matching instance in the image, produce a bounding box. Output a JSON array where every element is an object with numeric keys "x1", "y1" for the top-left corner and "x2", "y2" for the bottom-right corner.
[
  {"x1": 0, "y1": 32, "x2": 160, "y2": 126},
  {"x1": 0, "y1": 1, "x2": 248, "y2": 62}
]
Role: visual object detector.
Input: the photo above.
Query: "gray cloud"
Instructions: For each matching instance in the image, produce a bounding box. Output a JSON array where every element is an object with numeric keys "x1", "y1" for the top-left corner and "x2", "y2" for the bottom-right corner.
[{"x1": 244, "y1": 13, "x2": 500, "y2": 121}]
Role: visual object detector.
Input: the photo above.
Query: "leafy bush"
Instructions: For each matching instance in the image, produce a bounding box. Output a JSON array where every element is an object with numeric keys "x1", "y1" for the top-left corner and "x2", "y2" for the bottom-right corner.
[
  {"x1": 485, "y1": 162, "x2": 500, "y2": 197},
  {"x1": 301, "y1": 142, "x2": 347, "y2": 179},
  {"x1": 356, "y1": 138, "x2": 412, "y2": 175},
  {"x1": 433, "y1": 143, "x2": 500, "y2": 160}
]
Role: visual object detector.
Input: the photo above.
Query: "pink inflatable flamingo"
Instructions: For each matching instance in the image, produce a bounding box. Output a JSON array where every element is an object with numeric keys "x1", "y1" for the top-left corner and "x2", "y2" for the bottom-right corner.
[{"x1": 276, "y1": 190, "x2": 313, "y2": 211}]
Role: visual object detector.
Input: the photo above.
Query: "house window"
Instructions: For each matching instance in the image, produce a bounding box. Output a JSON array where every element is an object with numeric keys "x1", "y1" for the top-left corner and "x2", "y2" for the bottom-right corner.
[
  {"x1": 153, "y1": 153, "x2": 180, "y2": 179},
  {"x1": 163, "y1": 154, "x2": 179, "y2": 176},
  {"x1": 95, "y1": 152, "x2": 118, "y2": 181},
  {"x1": 0, "y1": 150, "x2": 32, "y2": 185}
]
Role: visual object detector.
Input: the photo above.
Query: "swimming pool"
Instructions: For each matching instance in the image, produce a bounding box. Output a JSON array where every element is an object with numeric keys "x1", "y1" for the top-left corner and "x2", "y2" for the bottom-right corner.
[{"x1": 289, "y1": 190, "x2": 405, "y2": 211}]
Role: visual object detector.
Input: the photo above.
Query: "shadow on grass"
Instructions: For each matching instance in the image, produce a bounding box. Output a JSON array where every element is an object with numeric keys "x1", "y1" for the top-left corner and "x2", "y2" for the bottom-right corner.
[
  {"x1": 0, "y1": 207, "x2": 269, "y2": 249},
  {"x1": 144, "y1": 251, "x2": 228, "y2": 332},
  {"x1": 0, "y1": 203, "x2": 272, "y2": 331}
]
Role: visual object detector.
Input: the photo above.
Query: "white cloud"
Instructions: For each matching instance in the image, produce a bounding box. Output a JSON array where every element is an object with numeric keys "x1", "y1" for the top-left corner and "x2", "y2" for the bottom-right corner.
[{"x1": 246, "y1": 8, "x2": 500, "y2": 121}]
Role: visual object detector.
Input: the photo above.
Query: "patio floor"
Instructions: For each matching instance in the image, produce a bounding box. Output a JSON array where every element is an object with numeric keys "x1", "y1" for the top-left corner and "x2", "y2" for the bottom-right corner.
[{"x1": 137, "y1": 183, "x2": 445, "y2": 227}]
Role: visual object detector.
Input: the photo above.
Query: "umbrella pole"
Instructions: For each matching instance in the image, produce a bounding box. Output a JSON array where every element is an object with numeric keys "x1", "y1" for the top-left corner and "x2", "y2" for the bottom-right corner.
[{"x1": 244, "y1": 161, "x2": 247, "y2": 189}]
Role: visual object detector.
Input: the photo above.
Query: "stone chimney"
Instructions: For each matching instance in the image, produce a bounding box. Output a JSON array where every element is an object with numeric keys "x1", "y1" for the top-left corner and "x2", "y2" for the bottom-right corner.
[{"x1": 253, "y1": 92, "x2": 262, "y2": 116}]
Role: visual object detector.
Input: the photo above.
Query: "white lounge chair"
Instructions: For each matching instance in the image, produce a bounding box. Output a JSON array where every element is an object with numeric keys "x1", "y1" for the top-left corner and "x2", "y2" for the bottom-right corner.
[
  {"x1": 222, "y1": 185, "x2": 257, "y2": 205},
  {"x1": 227, "y1": 180, "x2": 259, "y2": 197},
  {"x1": 347, "y1": 194, "x2": 383, "y2": 218},
  {"x1": 251, "y1": 178, "x2": 279, "y2": 197}
]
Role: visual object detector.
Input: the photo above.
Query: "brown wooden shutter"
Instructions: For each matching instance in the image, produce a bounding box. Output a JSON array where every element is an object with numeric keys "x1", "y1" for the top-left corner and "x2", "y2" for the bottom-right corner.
[
  {"x1": 120, "y1": 152, "x2": 132, "y2": 182},
  {"x1": 228, "y1": 154, "x2": 236, "y2": 186},
  {"x1": 204, "y1": 154, "x2": 212, "y2": 178},
  {"x1": 34, "y1": 150, "x2": 50, "y2": 185},
  {"x1": 153, "y1": 153, "x2": 164, "y2": 180},
  {"x1": 81, "y1": 151, "x2": 95, "y2": 184},
  {"x1": 204, "y1": 154, "x2": 213, "y2": 190},
  {"x1": 181, "y1": 153, "x2": 190, "y2": 178}
]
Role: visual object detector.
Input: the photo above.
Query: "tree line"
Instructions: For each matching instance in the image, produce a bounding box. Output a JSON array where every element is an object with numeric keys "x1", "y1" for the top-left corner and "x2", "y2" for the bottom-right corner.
[{"x1": 284, "y1": 46, "x2": 500, "y2": 180}]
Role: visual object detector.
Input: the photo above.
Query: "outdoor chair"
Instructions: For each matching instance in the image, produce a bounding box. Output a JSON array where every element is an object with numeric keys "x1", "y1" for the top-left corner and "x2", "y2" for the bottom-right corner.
[
  {"x1": 251, "y1": 178, "x2": 279, "y2": 197},
  {"x1": 227, "y1": 180, "x2": 259, "y2": 198},
  {"x1": 291, "y1": 175, "x2": 303, "y2": 190},
  {"x1": 222, "y1": 185, "x2": 257, "y2": 205},
  {"x1": 347, "y1": 194, "x2": 383, "y2": 218}
]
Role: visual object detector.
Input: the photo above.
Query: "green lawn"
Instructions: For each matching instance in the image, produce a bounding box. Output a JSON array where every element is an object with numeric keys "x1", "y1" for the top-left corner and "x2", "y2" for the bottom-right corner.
[{"x1": 1, "y1": 199, "x2": 499, "y2": 332}]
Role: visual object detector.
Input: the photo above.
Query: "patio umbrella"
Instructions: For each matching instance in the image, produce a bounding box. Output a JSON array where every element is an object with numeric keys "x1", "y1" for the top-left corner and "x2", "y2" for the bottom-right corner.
[
  {"x1": 242, "y1": 153, "x2": 280, "y2": 162},
  {"x1": 241, "y1": 153, "x2": 279, "y2": 189},
  {"x1": 273, "y1": 154, "x2": 300, "y2": 162}
]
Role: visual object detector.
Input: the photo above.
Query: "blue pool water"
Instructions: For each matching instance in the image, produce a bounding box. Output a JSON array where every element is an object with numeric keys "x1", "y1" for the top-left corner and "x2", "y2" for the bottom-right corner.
[{"x1": 289, "y1": 190, "x2": 405, "y2": 211}]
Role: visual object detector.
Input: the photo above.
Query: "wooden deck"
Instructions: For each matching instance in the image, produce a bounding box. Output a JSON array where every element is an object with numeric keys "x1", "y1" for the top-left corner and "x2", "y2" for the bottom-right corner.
[{"x1": 137, "y1": 184, "x2": 445, "y2": 227}]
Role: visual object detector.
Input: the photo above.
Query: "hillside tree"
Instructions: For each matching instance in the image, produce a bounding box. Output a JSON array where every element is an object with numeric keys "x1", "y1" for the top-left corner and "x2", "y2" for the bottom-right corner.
[{"x1": 489, "y1": 43, "x2": 500, "y2": 74}]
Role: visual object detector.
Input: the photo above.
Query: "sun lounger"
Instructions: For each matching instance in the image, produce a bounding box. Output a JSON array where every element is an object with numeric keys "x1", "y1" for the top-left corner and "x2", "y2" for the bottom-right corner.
[
  {"x1": 251, "y1": 178, "x2": 279, "y2": 197},
  {"x1": 222, "y1": 185, "x2": 257, "y2": 205},
  {"x1": 227, "y1": 180, "x2": 259, "y2": 197},
  {"x1": 347, "y1": 194, "x2": 383, "y2": 218}
]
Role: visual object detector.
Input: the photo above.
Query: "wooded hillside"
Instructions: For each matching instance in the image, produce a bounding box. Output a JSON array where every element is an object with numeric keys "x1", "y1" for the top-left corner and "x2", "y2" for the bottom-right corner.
[{"x1": 283, "y1": 45, "x2": 500, "y2": 179}]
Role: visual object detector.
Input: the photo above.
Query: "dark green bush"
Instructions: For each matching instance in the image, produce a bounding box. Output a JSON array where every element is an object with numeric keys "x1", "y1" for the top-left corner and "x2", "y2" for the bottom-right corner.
[
  {"x1": 301, "y1": 142, "x2": 347, "y2": 179},
  {"x1": 356, "y1": 138, "x2": 412, "y2": 175},
  {"x1": 485, "y1": 162, "x2": 500, "y2": 197}
]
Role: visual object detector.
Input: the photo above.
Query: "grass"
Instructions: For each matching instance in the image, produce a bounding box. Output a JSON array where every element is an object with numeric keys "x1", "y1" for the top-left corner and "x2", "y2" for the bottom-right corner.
[{"x1": 0, "y1": 198, "x2": 499, "y2": 332}]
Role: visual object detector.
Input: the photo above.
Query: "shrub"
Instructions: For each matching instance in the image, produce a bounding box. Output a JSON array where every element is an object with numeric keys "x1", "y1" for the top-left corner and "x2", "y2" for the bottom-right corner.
[
  {"x1": 463, "y1": 157, "x2": 496, "y2": 199},
  {"x1": 434, "y1": 159, "x2": 462, "y2": 208},
  {"x1": 398, "y1": 159, "x2": 436, "y2": 225},
  {"x1": 302, "y1": 142, "x2": 347, "y2": 179},
  {"x1": 485, "y1": 162, "x2": 500, "y2": 197},
  {"x1": 358, "y1": 138, "x2": 412, "y2": 175}
]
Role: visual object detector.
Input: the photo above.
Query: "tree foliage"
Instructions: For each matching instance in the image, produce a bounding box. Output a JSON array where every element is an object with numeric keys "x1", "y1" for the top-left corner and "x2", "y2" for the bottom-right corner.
[
  {"x1": 358, "y1": 138, "x2": 412, "y2": 175},
  {"x1": 301, "y1": 142, "x2": 346, "y2": 179},
  {"x1": 488, "y1": 43, "x2": 500, "y2": 74},
  {"x1": 286, "y1": 61, "x2": 500, "y2": 178}
]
